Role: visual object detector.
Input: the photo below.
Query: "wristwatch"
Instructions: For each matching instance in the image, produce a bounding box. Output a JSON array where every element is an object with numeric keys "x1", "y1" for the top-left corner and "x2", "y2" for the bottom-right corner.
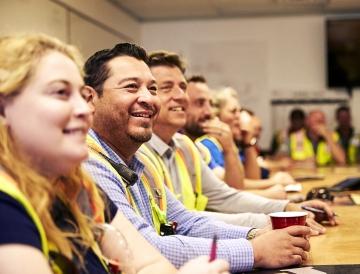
[
  {"x1": 241, "y1": 137, "x2": 257, "y2": 149},
  {"x1": 246, "y1": 228, "x2": 259, "y2": 240}
]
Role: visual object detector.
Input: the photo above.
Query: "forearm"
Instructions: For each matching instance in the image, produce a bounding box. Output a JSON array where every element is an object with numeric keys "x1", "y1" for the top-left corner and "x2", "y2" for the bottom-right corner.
[
  {"x1": 110, "y1": 212, "x2": 176, "y2": 274},
  {"x1": 223, "y1": 148, "x2": 245, "y2": 189},
  {"x1": 243, "y1": 147, "x2": 261, "y2": 179},
  {"x1": 325, "y1": 136, "x2": 346, "y2": 165},
  {"x1": 243, "y1": 178, "x2": 275, "y2": 190}
]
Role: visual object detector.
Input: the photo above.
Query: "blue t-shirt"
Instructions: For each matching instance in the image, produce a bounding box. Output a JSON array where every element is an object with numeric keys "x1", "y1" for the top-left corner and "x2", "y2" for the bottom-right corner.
[
  {"x1": 200, "y1": 137, "x2": 270, "y2": 179},
  {"x1": 0, "y1": 191, "x2": 110, "y2": 274},
  {"x1": 0, "y1": 191, "x2": 41, "y2": 249}
]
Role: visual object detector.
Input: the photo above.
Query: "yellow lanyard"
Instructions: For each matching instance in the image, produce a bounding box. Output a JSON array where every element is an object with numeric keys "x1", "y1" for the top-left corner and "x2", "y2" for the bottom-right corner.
[
  {"x1": 86, "y1": 135, "x2": 141, "y2": 216},
  {"x1": 137, "y1": 153, "x2": 168, "y2": 233}
]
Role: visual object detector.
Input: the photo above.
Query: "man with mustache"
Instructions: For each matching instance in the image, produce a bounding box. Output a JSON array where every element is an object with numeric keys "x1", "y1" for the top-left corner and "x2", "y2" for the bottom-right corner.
[{"x1": 82, "y1": 43, "x2": 313, "y2": 273}]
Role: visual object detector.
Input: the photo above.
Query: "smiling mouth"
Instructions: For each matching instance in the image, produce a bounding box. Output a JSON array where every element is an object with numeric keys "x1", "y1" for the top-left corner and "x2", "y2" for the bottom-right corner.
[
  {"x1": 169, "y1": 106, "x2": 185, "y2": 112},
  {"x1": 131, "y1": 113, "x2": 153, "y2": 118},
  {"x1": 63, "y1": 128, "x2": 87, "y2": 135}
]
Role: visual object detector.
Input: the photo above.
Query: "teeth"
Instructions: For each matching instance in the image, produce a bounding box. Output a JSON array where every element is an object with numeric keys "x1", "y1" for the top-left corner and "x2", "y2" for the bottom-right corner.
[
  {"x1": 170, "y1": 106, "x2": 183, "y2": 111},
  {"x1": 132, "y1": 113, "x2": 151, "y2": 118}
]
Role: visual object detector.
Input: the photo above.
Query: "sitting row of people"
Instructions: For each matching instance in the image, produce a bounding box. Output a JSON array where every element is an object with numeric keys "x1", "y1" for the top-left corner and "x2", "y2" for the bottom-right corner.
[
  {"x1": 271, "y1": 106, "x2": 359, "y2": 166},
  {"x1": 0, "y1": 33, "x2": 337, "y2": 273}
]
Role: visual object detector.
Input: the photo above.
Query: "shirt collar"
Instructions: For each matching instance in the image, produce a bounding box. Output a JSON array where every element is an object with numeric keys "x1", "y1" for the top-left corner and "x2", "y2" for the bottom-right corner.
[
  {"x1": 88, "y1": 128, "x2": 144, "y2": 176},
  {"x1": 148, "y1": 133, "x2": 178, "y2": 159}
]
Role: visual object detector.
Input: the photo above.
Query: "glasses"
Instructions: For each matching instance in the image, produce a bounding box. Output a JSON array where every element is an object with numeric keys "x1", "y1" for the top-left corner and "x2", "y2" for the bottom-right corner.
[{"x1": 94, "y1": 223, "x2": 135, "y2": 274}]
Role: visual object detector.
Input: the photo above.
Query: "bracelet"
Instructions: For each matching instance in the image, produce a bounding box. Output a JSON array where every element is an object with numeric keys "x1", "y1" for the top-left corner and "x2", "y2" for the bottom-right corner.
[{"x1": 241, "y1": 137, "x2": 257, "y2": 149}]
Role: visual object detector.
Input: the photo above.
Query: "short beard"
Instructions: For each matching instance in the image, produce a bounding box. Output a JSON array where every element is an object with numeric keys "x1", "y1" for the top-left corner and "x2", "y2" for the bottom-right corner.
[
  {"x1": 129, "y1": 132, "x2": 152, "y2": 143},
  {"x1": 184, "y1": 123, "x2": 204, "y2": 138}
]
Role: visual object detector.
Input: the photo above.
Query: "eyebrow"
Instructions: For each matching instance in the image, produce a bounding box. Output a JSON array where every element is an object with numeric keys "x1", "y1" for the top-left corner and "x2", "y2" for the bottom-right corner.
[
  {"x1": 47, "y1": 79, "x2": 85, "y2": 90},
  {"x1": 117, "y1": 77, "x2": 156, "y2": 86}
]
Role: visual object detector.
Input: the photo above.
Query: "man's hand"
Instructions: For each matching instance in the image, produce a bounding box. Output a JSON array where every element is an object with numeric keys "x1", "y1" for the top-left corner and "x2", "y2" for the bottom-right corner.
[
  {"x1": 251, "y1": 226, "x2": 311, "y2": 269},
  {"x1": 300, "y1": 200, "x2": 338, "y2": 226},
  {"x1": 202, "y1": 118, "x2": 235, "y2": 152},
  {"x1": 313, "y1": 124, "x2": 331, "y2": 139},
  {"x1": 285, "y1": 200, "x2": 337, "y2": 234},
  {"x1": 270, "y1": 171, "x2": 296, "y2": 186}
]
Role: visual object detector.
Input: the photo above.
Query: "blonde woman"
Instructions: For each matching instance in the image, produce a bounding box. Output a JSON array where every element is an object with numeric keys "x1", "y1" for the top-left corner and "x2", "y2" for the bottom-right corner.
[
  {"x1": 0, "y1": 34, "x2": 229, "y2": 274},
  {"x1": 198, "y1": 87, "x2": 294, "y2": 199}
]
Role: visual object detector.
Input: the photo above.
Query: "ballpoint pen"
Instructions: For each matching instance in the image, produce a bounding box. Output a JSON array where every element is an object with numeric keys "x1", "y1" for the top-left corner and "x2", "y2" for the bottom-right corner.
[{"x1": 209, "y1": 234, "x2": 217, "y2": 262}]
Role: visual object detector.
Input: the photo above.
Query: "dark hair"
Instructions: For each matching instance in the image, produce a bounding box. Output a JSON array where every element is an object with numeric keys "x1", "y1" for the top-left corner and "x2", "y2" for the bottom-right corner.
[
  {"x1": 84, "y1": 43, "x2": 148, "y2": 96},
  {"x1": 290, "y1": 108, "x2": 305, "y2": 121},
  {"x1": 336, "y1": 105, "x2": 350, "y2": 117},
  {"x1": 148, "y1": 50, "x2": 186, "y2": 74},
  {"x1": 187, "y1": 75, "x2": 206, "y2": 83}
]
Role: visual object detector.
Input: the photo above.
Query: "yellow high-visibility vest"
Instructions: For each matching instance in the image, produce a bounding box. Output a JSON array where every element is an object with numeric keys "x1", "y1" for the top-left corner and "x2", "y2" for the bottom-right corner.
[
  {"x1": 0, "y1": 171, "x2": 109, "y2": 274},
  {"x1": 87, "y1": 134, "x2": 168, "y2": 235},
  {"x1": 289, "y1": 129, "x2": 339, "y2": 166},
  {"x1": 334, "y1": 131, "x2": 359, "y2": 165},
  {"x1": 139, "y1": 134, "x2": 208, "y2": 211}
]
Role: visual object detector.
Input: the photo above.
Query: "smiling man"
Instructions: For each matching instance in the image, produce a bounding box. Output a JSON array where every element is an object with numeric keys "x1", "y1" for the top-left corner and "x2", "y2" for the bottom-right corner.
[
  {"x1": 144, "y1": 50, "x2": 335, "y2": 229},
  {"x1": 82, "y1": 43, "x2": 313, "y2": 272}
]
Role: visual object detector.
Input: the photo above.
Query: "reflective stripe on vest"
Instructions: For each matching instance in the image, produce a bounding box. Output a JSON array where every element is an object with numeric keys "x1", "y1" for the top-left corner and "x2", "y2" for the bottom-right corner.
[
  {"x1": 176, "y1": 135, "x2": 207, "y2": 210},
  {"x1": 289, "y1": 129, "x2": 337, "y2": 166},
  {"x1": 0, "y1": 171, "x2": 49, "y2": 256},
  {"x1": 136, "y1": 152, "x2": 168, "y2": 234},
  {"x1": 0, "y1": 170, "x2": 110, "y2": 273},
  {"x1": 87, "y1": 135, "x2": 168, "y2": 235},
  {"x1": 140, "y1": 135, "x2": 208, "y2": 211},
  {"x1": 334, "y1": 132, "x2": 359, "y2": 165}
]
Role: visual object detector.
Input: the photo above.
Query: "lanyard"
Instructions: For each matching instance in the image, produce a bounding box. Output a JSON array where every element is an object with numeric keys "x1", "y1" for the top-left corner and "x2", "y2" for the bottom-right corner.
[
  {"x1": 87, "y1": 135, "x2": 168, "y2": 234},
  {"x1": 86, "y1": 135, "x2": 141, "y2": 216}
]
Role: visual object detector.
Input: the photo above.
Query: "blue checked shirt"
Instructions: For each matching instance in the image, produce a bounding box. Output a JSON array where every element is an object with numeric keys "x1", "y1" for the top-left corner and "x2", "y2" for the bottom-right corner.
[{"x1": 83, "y1": 129, "x2": 255, "y2": 272}]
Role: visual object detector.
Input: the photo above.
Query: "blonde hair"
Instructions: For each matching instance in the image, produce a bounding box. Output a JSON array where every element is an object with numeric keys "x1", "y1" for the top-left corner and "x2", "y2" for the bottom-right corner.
[
  {"x1": 0, "y1": 34, "x2": 103, "y2": 260},
  {"x1": 211, "y1": 87, "x2": 240, "y2": 115}
]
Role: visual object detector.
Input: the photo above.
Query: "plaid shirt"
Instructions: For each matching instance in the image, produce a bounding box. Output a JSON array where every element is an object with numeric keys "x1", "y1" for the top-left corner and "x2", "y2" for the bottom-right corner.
[{"x1": 83, "y1": 129, "x2": 254, "y2": 272}]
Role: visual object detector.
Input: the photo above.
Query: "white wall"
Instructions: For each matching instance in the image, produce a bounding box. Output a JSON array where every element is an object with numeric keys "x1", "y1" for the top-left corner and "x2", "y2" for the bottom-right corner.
[
  {"x1": 141, "y1": 15, "x2": 360, "y2": 149},
  {"x1": 0, "y1": 0, "x2": 140, "y2": 59}
]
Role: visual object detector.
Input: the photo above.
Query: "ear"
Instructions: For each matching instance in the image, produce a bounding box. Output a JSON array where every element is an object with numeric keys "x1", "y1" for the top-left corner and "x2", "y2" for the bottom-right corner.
[{"x1": 83, "y1": 85, "x2": 98, "y2": 112}]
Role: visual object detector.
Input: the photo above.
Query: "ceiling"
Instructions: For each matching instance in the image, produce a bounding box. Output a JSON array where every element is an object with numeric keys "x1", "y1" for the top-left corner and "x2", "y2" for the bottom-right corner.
[{"x1": 109, "y1": 0, "x2": 360, "y2": 22}]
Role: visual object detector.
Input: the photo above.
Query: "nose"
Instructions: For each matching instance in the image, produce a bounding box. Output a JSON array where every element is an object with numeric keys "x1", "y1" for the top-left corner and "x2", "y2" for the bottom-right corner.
[
  {"x1": 172, "y1": 85, "x2": 187, "y2": 100},
  {"x1": 202, "y1": 100, "x2": 212, "y2": 117},
  {"x1": 137, "y1": 87, "x2": 158, "y2": 110},
  {"x1": 73, "y1": 91, "x2": 92, "y2": 119}
]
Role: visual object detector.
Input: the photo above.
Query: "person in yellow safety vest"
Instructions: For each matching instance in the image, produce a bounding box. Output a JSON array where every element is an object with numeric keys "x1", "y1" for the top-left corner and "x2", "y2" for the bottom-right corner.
[
  {"x1": 146, "y1": 50, "x2": 336, "y2": 231},
  {"x1": 335, "y1": 106, "x2": 360, "y2": 165},
  {"x1": 81, "y1": 43, "x2": 332, "y2": 272},
  {"x1": 0, "y1": 34, "x2": 229, "y2": 274},
  {"x1": 182, "y1": 76, "x2": 293, "y2": 199},
  {"x1": 289, "y1": 110, "x2": 346, "y2": 166},
  {"x1": 0, "y1": 34, "x2": 109, "y2": 274}
]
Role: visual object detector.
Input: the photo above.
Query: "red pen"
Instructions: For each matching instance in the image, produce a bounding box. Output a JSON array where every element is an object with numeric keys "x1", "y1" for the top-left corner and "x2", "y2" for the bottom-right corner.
[{"x1": 209, "y1": 234, "x2": 217, "y2": 262}]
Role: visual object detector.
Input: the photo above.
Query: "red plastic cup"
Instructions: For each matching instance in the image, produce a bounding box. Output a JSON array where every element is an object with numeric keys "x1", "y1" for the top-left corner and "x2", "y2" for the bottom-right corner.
[{"x1": 269, "y1": 211, "x2": 308, "y2": 229}]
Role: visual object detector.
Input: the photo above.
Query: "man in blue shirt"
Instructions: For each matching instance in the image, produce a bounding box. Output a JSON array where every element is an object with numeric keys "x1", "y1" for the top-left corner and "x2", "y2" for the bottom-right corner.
[{"x1": 82, "y1": 42, "x2": 312, "y2": 272}]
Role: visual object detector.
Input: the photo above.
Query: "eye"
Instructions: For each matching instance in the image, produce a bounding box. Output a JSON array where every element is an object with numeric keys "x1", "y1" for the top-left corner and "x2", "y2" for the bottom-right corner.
[
  {"x1": 123, "y1": 83, "x2": 139, "y2": 92},
  {"x1": 53, "y1": 88, "x2": 71, "y2": 99},
  {"x1": 148, "y1": 84, "x2": 158, "y2": 95},
  {"x1": 159, "y1": 84, "x2": 172, "y2": 93},
  {"x1": 179, "y1": 83, "x2": 187, "y2": 92}
]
